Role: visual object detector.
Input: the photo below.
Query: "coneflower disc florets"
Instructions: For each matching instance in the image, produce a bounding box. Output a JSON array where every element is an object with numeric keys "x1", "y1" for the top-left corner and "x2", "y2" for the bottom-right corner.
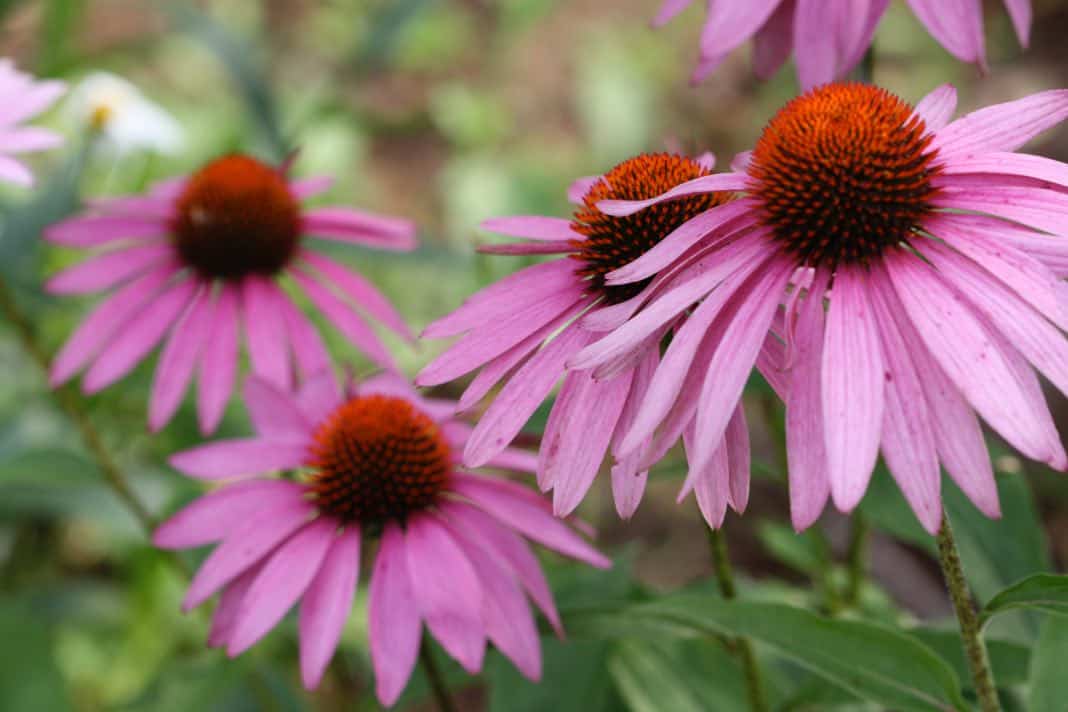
[
  {"x1": 173, "y1": 154, "x2": 301, "y2": 280},
  {"x1": 306, "y1": 395, "x2": 452, "y2": 524},
  {"x1": 749, "y1": 83, "x2": 940, "y2": 267},
  {"x1": 571, "y1": 153, "x2": 729, "y2": 304}
]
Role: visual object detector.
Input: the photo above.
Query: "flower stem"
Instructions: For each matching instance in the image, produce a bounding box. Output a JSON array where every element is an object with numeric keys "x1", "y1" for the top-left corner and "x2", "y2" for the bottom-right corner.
[
  {"x1": 844, "y1": 511, "x2": 870, "y2": 607},
  {"x1": 708, "y1": 528, "x2": 770, "y2": 712},
  {"x1": 936, "y1": 514, "x2": 1000, "y2": 712},
  {"x1": 0, "y1": 275, "x2": 158, "y2": 536},
  {"x1": 419, "y1": 640, "x2": 457, "y2": 712}
]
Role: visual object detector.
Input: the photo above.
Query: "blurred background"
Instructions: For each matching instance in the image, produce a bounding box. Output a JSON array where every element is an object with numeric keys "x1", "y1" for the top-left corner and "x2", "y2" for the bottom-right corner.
[{"x1": 1, "y1": 1, "x2": 1068, "y2": 710}]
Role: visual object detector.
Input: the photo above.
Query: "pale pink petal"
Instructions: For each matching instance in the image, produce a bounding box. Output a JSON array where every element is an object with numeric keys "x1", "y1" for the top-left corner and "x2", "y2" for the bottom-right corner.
[
  {"x1": 725, "y1": 405, "x2": 750, "y2": 513},
  {"x1": 567, "y1": 175, "x2": 600, "y2": 204},
  {"x1": 0, "y1": 126, "x2": 62, "y2": 153},
  {"x1": 932, "y1": 186, "x2": 1068, "y2": 237},
  {"x1": 933, "y1": 90, "x2": 1068, "y2": 159},
  {"x1": 652, "y1": 0, "x2": 693, "y2": 26},
  {"x1": 480, "y1": 216, "x2": 585, "y2": 242},
  {"x1": 1002, "y1": 0, "x2": 1031, "y2": 46},
  {"x1": 836, "y1": 0, "x2": 890, "y2": 74},
  {"x1": 153, "y1": 479, "x2": 305, "y2": 549},
  {"x1": 299, "y1": 250, "x2": 412, "y2": 338},
  {"x1": 369, "y1": 524, "x2": 422, "y2": 707},
  {"x1": 46, "y1": 244, "x2": 173, "y2": 295},
  {"x1": 793, "y1": 0, "x2": 842, "y2": 90},
  {"x1": 49, "y1": 264, "x2": 177, "y2": 386},
  {"x1": 404, "y1": 514, "x2": 485, "y2": 673},
  {"x1": 83, "y1": 278, "x2": 198, "y2": 393},
  {"x1": 44, "y1": 215, "x2": 169, "y2": 248},
  {"x1": 241, "y1": 277, "x2": 293, "y2": 391},
  {"x1": 906, "y1": 0, "x2": 985, "y2": 65},
  {"x1": 682, "y1": 426, "x2": 731, "y2": 529},
  {"x1": 197, "y1": 285, "x2": 240, "y2": 434},
  {"x1": 610, "y1": 349, "x2": 658, "y2": 519},
  {"x1": 291, "y1": 267, "x2": 395, "y2": 370},
  {"x1": 0, "y1": 156, "x2": 32, "y2": 186},
  {"x1": 289, "y1": 175, "x2": 334, "y2": 200},
  {"x1": 303, "y1": 207, "x2": 417, "y2": 251},
  {"x1": 913, "y1": 84, "x2": 958, "y2": 132},
  {"x1": 463, "y1": 324, "x2": 591, "y2": 468},
  {"x1": 277, "y1": 292, "x2": 332, "y2": 378},
  {"x1": 169, "y1": 438, "x2": 309, "y2": 480},
  {"x1": 244, "y1": 376, "x2": 313, "y2": 438},
  {"x1": 182, "y1": 499, "x2": 314, "y2": 610},
  {"x1": 0, "y1": 78, "x2": 64, "y2": 125},
  {"x1": 227, "y1": 519, "x2": 336, "y2": 655},
  {"x1": 300, "y1": 527, "x2": 360, "y2": 689},
  {"x1": 752, "y1": 0, "x2": 795, "y2": 79},
  {"x1": 596, "y1": 173, "x2": 748, "y2": 216},
  {"x1": 697, "y1": 0, "x2": 783, "y2": 76},
  {"x1": 820, "y1": 267, "x2": 885, "y2": 512},
  {"x1": 149, "y1": 286, "x2": 215, "y2": 431},
  {"x1": 939, "y1": 152, "x2": 1068, "y2": 193},
  {"x1": 452, "y1": 473, "x2": 610, "y2": 568}
]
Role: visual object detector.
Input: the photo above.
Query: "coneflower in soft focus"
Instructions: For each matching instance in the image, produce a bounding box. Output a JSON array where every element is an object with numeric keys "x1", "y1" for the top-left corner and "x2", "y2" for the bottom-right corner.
[{"x1": 0, "y1": 58, "x2": 65, "y2": 187}]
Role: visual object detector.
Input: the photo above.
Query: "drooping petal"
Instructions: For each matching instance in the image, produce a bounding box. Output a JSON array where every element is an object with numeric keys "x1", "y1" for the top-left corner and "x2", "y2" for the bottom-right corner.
[
  {"x1": 299, "y1": 527, "x2": 361, "y2": 689},
  {"x1": 652, "y1": 0, "x2": 694, "y2": 26},
  {"x1": 752, "y1": 0, "x2": 795, "y2": 79},
  {"x1": 197, "y1": 285, "x2": 240, "y2": 434},
  {"x1": 244, "y1": 376, "x2": 314, "y2": 438},
  {"x1": 596, "y1": 173, "x2": 749, "y2": 216},
  {"x1": 44, "y1": 214, "x2": 169, "y2": 248},
  {"x1": 46, "y1": 244, "x2": 173, "y2": 294},
  {"x1": 277, "y1": 290, "x2": 332, "y2": 377},
  {"x1": 207, "y1": 564, "x2": 261, "y2": 648},
  {"x1": 725, "y1": 404, "x2": 751, "y2": 513},
  {"x1": 149, "y1": 286, "x2": 215, "y2": 431},
  {"x1": 480, "y1": 216, "x2": 585, "y2": 242},
  {"x1": 303, "y1": 206, "x2": 417, "y2": 251},
  {"x1": 610, "y1": 349, "x2": 658, "y2": 519},
  {"x1": 299, "y1": 250, "x2": 412, "y2": 338},
  {"x1": 369, "y1": 524, "x2": 422, "y2": 707},
  {"x1": 682, "y1": 426, "x2": 731, "y2": 529},
  {"x1": 169, "y1": 438, "x2": 309, "y2": 480},
  {"x1": 905, "y1": 0, "x2": 985, "y2": 65},
  {"x1": 241, "y1": 277, "x2": 293, "y2": 391},
  {"x1": 697, "y1": 0, "x2": 784, "y2": 79},
  {"x1": 1002, "y1": 0, "x2": 1031, "y2": 46}
]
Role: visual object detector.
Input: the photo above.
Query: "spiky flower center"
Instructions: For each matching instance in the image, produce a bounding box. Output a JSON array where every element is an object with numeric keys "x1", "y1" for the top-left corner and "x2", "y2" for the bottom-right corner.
[
  {"x1": 749, "y1": 83, "x2": 940, "y2": 267},
  {"x1": 306, "y1": 394, "x2": 452, "y2": 524},
  {"x1": 172, "y1": 154, "x2": 301, "y2": 280},
  {"x1": 570, "y1": 153, "x2": 729, "y2": 304}
]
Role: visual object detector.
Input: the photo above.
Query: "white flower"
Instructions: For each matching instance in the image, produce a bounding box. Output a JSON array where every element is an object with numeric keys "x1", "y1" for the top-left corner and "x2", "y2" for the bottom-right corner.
[{"x1": 66, "y1": 72, "x2": 184, "y2": 156}]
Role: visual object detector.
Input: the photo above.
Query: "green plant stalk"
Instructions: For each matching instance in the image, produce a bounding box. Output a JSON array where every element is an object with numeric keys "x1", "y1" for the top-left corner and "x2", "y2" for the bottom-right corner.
[
  {"x1": 936, "y1": 514, "x2": 1000, "y2": 712},
  {"x1": 419, "y1": 640, "x2": 457, "y2": 712},
  {"x1": 708, "y1": 528, "x2": 770, "y2": 712},
  {"x1": 0, "y1": 275, "x2": 158, "y2": 536},
  {"x1": 844, "y1": 512, "x2": 870, "y2": 608}
]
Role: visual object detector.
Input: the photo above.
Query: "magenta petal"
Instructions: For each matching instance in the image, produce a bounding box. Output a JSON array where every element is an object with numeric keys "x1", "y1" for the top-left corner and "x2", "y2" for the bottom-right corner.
[
  {"x1": 940, "y1": 151, "x2": 1068, "y2": 193},
  {"x1": 682, "y1": 426, "x2": 731, "y2": 529},
  {"x1": 169, "y1": 438, "x2": 309, "y2": 480},
  {"x1": 369, "y1": 524, "x2": 422, "y2": 707},
  {"x1": 153, "y1": 479, "x2": 305, "y2": 549},
  {"x1": 197, "y1": 285, "x2": 240, "y2": 434},
  {"x1": 149, "y1": 287, "x2": 215, "y2": 431},
  {"x1": 905, "y1": 0, "x2": 985, "y2": 64},
  {"x1": 83, "y1": 278, "x2": 199, "y2": 394},
  {"x1": 207, "y1": 564, "x2": 261, "y2": 649},
  {"x1": 44, "y1": 215, "x2": 169, "y2": 248},
  {"x1": 452, "y1": 473, "x2": 610, "y2": 568},
  {"x1": 609, "y1": 349, "x2": 658, "y2": 519},
  {"x1": 227, "y1": 519, "x2": 335, "y2": 656},
  {"x1": 697, "y1": 0, "x2": 782, "y2": 69},
  {"x1": 567, "y1": 175, "x2": 600, "y2": 204},
  {"x1": 913, "y1": 84, "x2": 958, "y2": 132},
  {"x1": 183, "y1": 499, "x2": 314, "y2": 610},
  {"x1": 278, "y1": 292, "x2": 332, "y2": 378},
  {"x1": 404, "y1": 514, "x2": 485, "y2": 673},
  {"x1": 480, "y1": 216, "x2": 584, "y2": 242},
  {"x1": 244, "y1": 376, "x2": 314, "y2": 438},
  {"x1": 303, "y1": 206, "x2": 417, "y2": 251},
  {"x1": 597, "y1": 173, "x2": 748, "y2": 216},
  {"x1": 300, "y1": 250, "x2": 412, "y2": 338},
  {"x1": 478, "y1": 241, "x2": 573, "y2": 256},
  {"x1": 793, "y1": 0, "x2": 840, "y2": 90},
  {"x1": 297, "y1": 369, "x2": 344, "y2": 425},
  {"x1": 820, "y1": 267, "x2": 884, "y2": 512},
  {"x1": 725, "y1": 405, "x2": 751, "y2": 513},
  {"x1": 241, "y1": 277, "x2": 293, "y2": 391},
  {"x1": 46, "y1": 244, "x2": 173, "y2": 295},
  {"x1": 1002, "y1": 0, "x2": 1031, "y2": 46},
  {"x1": 752, "y1": 0, "x2": 795, "y2": 79},
  {"x1": 300, "y1": 527, "x2": 361, "y2": 689},
  {"x1": 289, "y1": 175, "x2": 334, "y2": 200},
  {"x1": 933, "y1": 89, "x2": 1068, "y2": 159}
]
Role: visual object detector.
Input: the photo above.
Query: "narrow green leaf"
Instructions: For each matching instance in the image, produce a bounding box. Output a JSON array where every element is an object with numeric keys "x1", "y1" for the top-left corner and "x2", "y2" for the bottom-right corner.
[
  {"x1": 624, "y1": 596, "x2": 969, "y2": 711},
  {"x1": 609, "y1": 638, "x2": 750, "y2": 712},
  {"x1": 910, "y1": 628, "x2": 1031, "y2": 689},
  {"x1": 0, "y1": 607, "x2": 72, "y2": 711},
  {"x1": 487, "y1": 639, "x2": 623, "y2": 712},
  {"x1": 1028, "y1": 616, "x2": 1068, "y2": 712},
  {"x1": 981, "y1": 574, "x2": 1068, "y2": 625}
]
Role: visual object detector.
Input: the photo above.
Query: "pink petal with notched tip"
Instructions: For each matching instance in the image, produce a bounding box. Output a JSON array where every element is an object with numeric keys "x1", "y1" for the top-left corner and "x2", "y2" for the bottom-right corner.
[
  {"x1": 244, "y1": 376, "x2": 313, "y2": 439},
  {"x1": 463, "y1": 323, "x2": 591, "y2": 469},
  {"x1": 169, "y1": 438, "x2": 309, "y2": 480},
  {"x1": 369, "y1": 524, "x2": 422, "y2": 707},
  {"x1": 793, "y1": 0, "x2": 840, "y2": 90},
  {"x1": 913, "y1": 84, "x2": 958, "y2": 132},
  {"x1": 152, "y1": 479, "x2": 306, "y2": 549},
  {"x1": 480, "y1": 216, "x2": 584, "y2": 242},
  {"x1": 227, "y1": 519, "x2": 336, "y2": 656},
  {"x1": 50, "y1": 263, "x2": 178, "y2": 386},
  {"x1": 837, "y1": 0, "x2": 890, "y2": 77},
  {"x1": 197, "y1": 285, "x2": 239, "y2": 434},
  {"x1": 610, "y1": 349, "x2": 658, "y2": 519},
  {"x1": 300, "y1": 250, "x2": 412, "y2": 338},
  {"x1": 300, "y1": 526, "x2": 360, "y2": 689},
  {"x1": 83, "y1": 278, "x2": 199, "y2": 394},
  {"x1": 536, "y1": 370, "x2": 583, "y2": 492},
  {"x1": 451, "y1": 473, "x2": 610, "y2": 568},
  {"x1": 241, "y1": 277, "x2": 293, "y2": 392},
  {"x1": 44, "y1": 214, "x2": 169, "y2": 248},
  {"x1": 46, "y1": 243, "x2": 173, "y2": 294},
  {"x1": 438, "y1": 500, "x2": 563, "y2": 636},
  {"x1": 291, "y1": 267, "x2": 395, "y2": 370},
  {"x1": 404, "y1": 514, "x2": 485, "y2": 673},
  {"x1": 149, "y1": 286, "x2": 216, "y2": 431},
  {"x1": 182, "y1": 499, "x2": 314, "y2": 611},
  {"x1": 597, "y1": 172, "x2": 748, "y2": 216},
  {"x1": 932, "y1": 90, "x2": 1068, "y2": 160},
  {"x1": 820, "y1": 267, "x2": 885, "y2": 512}
]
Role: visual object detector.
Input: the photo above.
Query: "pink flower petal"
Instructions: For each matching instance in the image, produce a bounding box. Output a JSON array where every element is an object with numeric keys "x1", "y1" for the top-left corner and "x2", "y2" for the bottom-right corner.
[
  {"x1": 44, "y1": 215, "x2": 169, "y2": 248},
  {"x1": 913, "y1": 84, "x2": 958, "y2": 132},
  {"x1": 197, "y1": 285, "x2": 240, "y2": 434},
  {"x1": 207, "y1": 564, "x2": 261, "y2": 649},
  {"x1": 244, "y1": 376, "x2": 313, "y2": 438},
  {"x1": 725, "y1": 405, "x2": 751, "y2": 513},
  {"x1": 289, "y1": 175, "x2": 334, "y2": 200},
  {"x1": 480, "y1": 216, "x2": 584, "y2": 242},
  {"x1": 169, "y1": 438, "x2": 309, "y2": 480},
  {"x1": 300, "y1": 249, "x2": 412, "y2": 339},
  {"x1": 296, "y1": 369, "x2": 344, "y2": 425},
  {"x1": 1003, "y1": 0, "x2": 1031, "y2": 46},
  {"x1": 610, "y1": 349, "x2": 658, "y2": 519},
  {"x1": 303, "y1": 206, "x2": 417, "y2": 251},
  {"x1": 404, "y1": 514, "x2": 485, "y2": 673},
  {"x1": 682, "y1": 425, "x2": 730, "y2": 529},
  {"x1": 278, "y1": 292, "x2": 332, "y2": 378},
  {"x1": 567, "y1": 175, "x2": 600, "y2": 204},
  {"x1": 46, "y1": 244, "x2": 173, "y2": 295},
  {"x1": 149, "y1": 287, "x2": 215, "y2": 431},
  {"x1": 300, "y1": 527, "x2": 361, "y2": 689},
  {"x1": 933, "y1": 89, "x2": 1068, "y2": 160},
  {"x1": 696, "y1": 0, "x2": 783, "y2": 77},
  {"x1": 478, "y1": 241, "x2": 574, "y2": 256},
  {"x1": 596, "y1": 173, "x2": 748, "y2": 216},
  {"x1": 752, "y1": 0, "x2": 795, "y2": 79},
  {"x1": 652, "y1": 0, "x2": 693, "y2": 26},
  {"x1": 369, "y1": 524, "x2": 422, "y2": 707},
  {"x1": 932, "y1": 185, "x2": 1068, "y2": 237},
  {"x1": 905, "y1": 0, "x2": 985, "y2": 65},
  {"x1": 241, "y1": 277, "x2": 293, "y2": 391},
  {"x1": 939, "y1": 151, "x2": 1068, "y2": 193}
]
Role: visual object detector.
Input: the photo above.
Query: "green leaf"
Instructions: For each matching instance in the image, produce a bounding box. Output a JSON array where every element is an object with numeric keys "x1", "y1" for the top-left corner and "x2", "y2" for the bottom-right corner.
[
  {"x1": 487, "y1": 638, "x2": 623, "y2": 712},
  {"x1": 619, "y1": 596, "x2": 969, "y2": 712},
  {"x1": 909, "y1": 628, "x2": 1031, "y2": 689},
  {"x1": 608, "y1": 638, "x2": 751, "y2": 712},
  {"x1": 1028, "y1": 617, "x2": 1068, "y2": 712},
  {"x1": 0, "y1": 606, "x2": 72, "y2": 711},
  {"x1": 757, "y1": 521, "x2": 831, "y2": 577},
  {"x1": 981, "y1": 574, "x2": 1068, "y2": 625}
]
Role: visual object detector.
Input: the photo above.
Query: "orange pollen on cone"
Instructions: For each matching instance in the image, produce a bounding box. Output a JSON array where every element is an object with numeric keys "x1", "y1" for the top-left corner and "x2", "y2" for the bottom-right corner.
[
  {"x1": 749, "y1": 83, "x2": 941, "y2": 268},
  {"x1": 172, "y1": 154, "x2": 302, "y2": 280},
  {"x1": 570, "y1": 153, "x2": 731, "y2": 304},
  {"x1": 305, "y1": 394, "x2": 452, "y2": 524}
]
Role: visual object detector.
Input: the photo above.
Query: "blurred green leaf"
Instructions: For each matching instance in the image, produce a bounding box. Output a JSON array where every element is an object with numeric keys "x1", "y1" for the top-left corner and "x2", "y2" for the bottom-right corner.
[
  {"x1": 608, "y1": 638, "x2": 750, "y2": 712},
  {"x1": 37, "y1": 0, "x2": 85, "y2": 74},
  {"x1": 0, "y1": 607, "x2": 72, "y2": 711},
  {"x1": 1028, "y1": 616, "x2": 1068, "y2": 712},
  {"x1": 910, "y1": 628, "x2": 1031, "y2": 690},
  {"x1": 487, "y1": 638, "x2": 623, "y2": 712},
  {"x1": 981, "y1": 574, "x2": 1068, "y2": 625},
  {"x1": 0, "y1": 448, "x2": 99, "y2": 485},
  {"x1": 757, "y1": 521, "x2": 831, "y2": 577}
]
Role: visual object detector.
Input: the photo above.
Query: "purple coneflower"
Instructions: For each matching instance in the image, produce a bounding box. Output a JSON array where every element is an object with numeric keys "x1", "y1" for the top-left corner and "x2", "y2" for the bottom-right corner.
[
  {"x1": 574, "y1": 82, "x2": 1068, "y2": 533},
  {"x1": 0, "y1": 59, "x2": 65, "y2": 186},
  {"x1": 417, "y1": 153, "x2": 753, "y2": 526},
  {"x1": 154, "y1": 371, "x2": 607, "y2": 706},
  {"x1": 656, "y1": 0, "x2": 1031, "y2": 87},
  {"x1": 45, "y1": 153, "x2": 417, "y2": 432}
]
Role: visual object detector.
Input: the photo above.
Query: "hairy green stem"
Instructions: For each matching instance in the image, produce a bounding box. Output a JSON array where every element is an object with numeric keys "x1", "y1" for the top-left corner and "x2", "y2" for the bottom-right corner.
[
  {"x1": 708, "y1": 528, "x2": 770, "y2": 712},
  {"x1": 936, "y1": 514, "x2": 1000, "y2": 712},
  {"x1": 419, "y1": 641, "x2": 457, "y2": 712}
]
